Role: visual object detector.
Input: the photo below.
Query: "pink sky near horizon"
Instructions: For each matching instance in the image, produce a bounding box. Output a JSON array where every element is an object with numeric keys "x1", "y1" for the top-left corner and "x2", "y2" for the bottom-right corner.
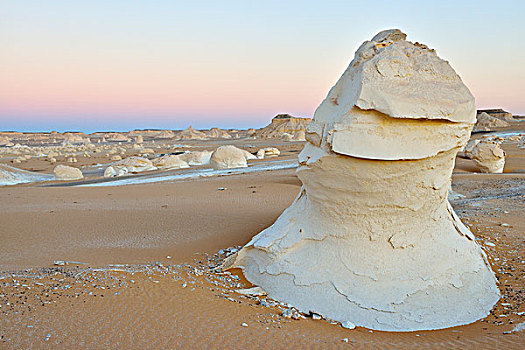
[{"x1": 1, "y1": 1, "x2": 524, "y2": 132}]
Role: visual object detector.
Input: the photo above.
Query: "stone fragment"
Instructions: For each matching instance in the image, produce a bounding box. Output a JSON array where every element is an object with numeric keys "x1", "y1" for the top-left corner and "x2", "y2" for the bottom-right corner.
[
  {"x1": 235, "y1": 286, "x2": 267, "y2": 296},
  {"x1": 341, "y1": 321, "x2": 356, "y2": 330}
]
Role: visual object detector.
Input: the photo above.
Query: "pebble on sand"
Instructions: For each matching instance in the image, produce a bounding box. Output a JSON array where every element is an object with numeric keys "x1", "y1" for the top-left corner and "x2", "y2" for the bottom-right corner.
[{"x1": 341, "y1": 321, "x2": 356, "y2": 330}]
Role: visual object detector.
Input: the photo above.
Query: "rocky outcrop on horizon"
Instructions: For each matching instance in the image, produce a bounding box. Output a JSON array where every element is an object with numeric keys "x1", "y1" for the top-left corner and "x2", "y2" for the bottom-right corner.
[
  {"x1": 256, "y1": 114, "x2": 311, "y2": 140},
  {"x1": 473, "y1": 112, "x2": 510, "y2": 132}
]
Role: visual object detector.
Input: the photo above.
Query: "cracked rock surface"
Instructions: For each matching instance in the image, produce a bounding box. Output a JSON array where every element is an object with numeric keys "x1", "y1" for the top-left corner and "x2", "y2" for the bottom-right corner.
[{"x1": 232, "y1": 29, "x2": 500, "y2": 331}]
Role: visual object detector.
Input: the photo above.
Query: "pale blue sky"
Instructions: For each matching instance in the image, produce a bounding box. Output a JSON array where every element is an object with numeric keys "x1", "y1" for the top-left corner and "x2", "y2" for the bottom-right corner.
[{"x1": 1, "y1": 0, "x2": 524, "y2": 132}]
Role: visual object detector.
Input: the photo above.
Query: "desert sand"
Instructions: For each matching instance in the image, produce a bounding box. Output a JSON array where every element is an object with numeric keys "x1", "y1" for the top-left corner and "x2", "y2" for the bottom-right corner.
[
  {"x1": 0, "y1": 107, "x2": 524, "y2": 348},
  {"x1": 0, "y1": 135, "x2": 523, "y2": 348}
]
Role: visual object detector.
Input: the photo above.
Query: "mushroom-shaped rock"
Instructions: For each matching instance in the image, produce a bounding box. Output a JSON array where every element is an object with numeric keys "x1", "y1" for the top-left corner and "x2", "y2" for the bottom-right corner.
[
  {"x1": 210, "y1": 145, "x2": 248, "y2": 169},
  {"x1": 54, "y1": 165, "x2": 84, "y2": 181},
  {"x1": 231, "y1": 29, "x2": 499, "y2": 332},
  {"x1": 471, "y1": 140, "x2": 506, "y2": 173},
  {"x1": 152, "y1": 155, "x2": 190, "y2": 170}
]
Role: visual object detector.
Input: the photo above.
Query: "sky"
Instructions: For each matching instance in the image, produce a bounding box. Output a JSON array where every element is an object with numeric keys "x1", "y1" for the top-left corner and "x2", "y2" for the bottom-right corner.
[{"x1": 1, "y1": 0, "x2": 524, "y2": 132}]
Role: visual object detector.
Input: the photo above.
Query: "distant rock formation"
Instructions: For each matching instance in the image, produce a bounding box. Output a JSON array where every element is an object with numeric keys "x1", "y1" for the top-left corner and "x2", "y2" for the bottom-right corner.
[
  {"x1": 231, "y1": 29, "x2": 499, "y2": 332},
  {"x1": 103, "y1": 133, "x2": 130, "y2": 142},
  {"x1": 176, "y1": 126, "x2": 208, "y2": 140},
  {"x1": 206, "y1": 128, "x2": 232, "y2": 139},
  {"x1": 477, "y1": 109, "x2": 514, "y2": 122},
  {"x1": 155, "y1": 130, "x2": 175, "y2": 139},
  {"x1": 256, "y1": 114, "x2": 311, "y2": 139},
  {"x1": 473, "y1": 112, "x2": 510, "y2": 132},
  {"x1": 0, "y1": 136, "x2": 11, "y2": 146}
]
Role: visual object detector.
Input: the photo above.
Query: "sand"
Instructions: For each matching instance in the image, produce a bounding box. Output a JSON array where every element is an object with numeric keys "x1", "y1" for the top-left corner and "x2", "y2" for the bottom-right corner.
[
  {"x1": 0, "y1": 169, "x2": 524, "y2": 348},
  {"x1": 0, "y1": 134, "x2": 524, "y2": 348}
]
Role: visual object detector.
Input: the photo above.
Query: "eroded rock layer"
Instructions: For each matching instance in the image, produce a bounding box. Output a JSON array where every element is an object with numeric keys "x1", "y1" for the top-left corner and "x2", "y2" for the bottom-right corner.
[{"x1": 232, "y1": 29, "x2": 500, "y2": 331}]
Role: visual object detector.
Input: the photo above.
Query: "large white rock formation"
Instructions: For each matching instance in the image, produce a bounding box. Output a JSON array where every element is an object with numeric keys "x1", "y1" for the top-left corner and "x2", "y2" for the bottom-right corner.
[{"x1": 231, "y1": 29, "x2": 500, "y2": 332}]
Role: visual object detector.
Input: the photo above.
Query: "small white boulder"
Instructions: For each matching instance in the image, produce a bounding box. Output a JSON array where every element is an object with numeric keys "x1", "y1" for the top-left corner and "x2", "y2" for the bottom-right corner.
[{"x1": 54, "y1": 165, "x2": 84, "y2": 181}]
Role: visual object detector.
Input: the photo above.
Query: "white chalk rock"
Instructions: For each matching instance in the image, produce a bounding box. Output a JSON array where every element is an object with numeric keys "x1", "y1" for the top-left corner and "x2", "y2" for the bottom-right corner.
[
  {"x1": 177, "y1": 126, "x2": 208, "y2": 140},
  {"x1": 207, "y1": 127, "x2": 232, "y2": 139},
  {"x1": 519, "y1": 135, "x2": 525, "y2": 149},
  {"x1": 281, "y1": 132, "x2": 293, "y2": 141},
  {"x1": 241, "y1": 150, "x2": 257, "y2": 160},
  {"x1": 0, "y1": 164, "x2": 53, "y2": 186},
  {"x1": 152, "y1": 155, "x2": 190, "y2": 170},
  {"x1": 54, "y1": 165, "x2": 84, "y2": 181},
  {"x1": 471, "y1": 140, "x2": 505, "y2": 173},
  {"x1": 294, "y1": 130, "x2": 306, "y2": 141},
  {"x1": 473, "y1": 112, "x2": 510, "y2": 132},
  {"x1": 0, "y1": 136, "x2": 11, "y2": 146},
  {"x1": 262, "y1": 147, "x2": 280, "y2": 158},
  {"x1": 155, "y1": 130, "x2": 175, "y2": 139},
  {"x1": 232, "y1": 29, "x2": 499, "y2": 332},
  {"x1": 463, "y1": 139, "x2": 481, "y2": 159},
  {"x1": 104, "y1": 165, "x2": 127, "y2": 178},
  {"x1": 103, "y1": 133, "x2": 130, "y2": 142},
  {"x1": 210, "y1": 145, "x2": 248, "y2": 169},
  {"x1": 179, "y1": 151, "x2": 213, "y2": 166},
  {"x1": 107, "y1": 156, "x2": 156, "y2": 176}
]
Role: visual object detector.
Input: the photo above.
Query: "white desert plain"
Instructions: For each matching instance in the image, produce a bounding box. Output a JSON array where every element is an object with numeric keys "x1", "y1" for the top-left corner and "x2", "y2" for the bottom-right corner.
[{"x1": 1, "y1": 29, "x2": 524, "y2": 349}]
